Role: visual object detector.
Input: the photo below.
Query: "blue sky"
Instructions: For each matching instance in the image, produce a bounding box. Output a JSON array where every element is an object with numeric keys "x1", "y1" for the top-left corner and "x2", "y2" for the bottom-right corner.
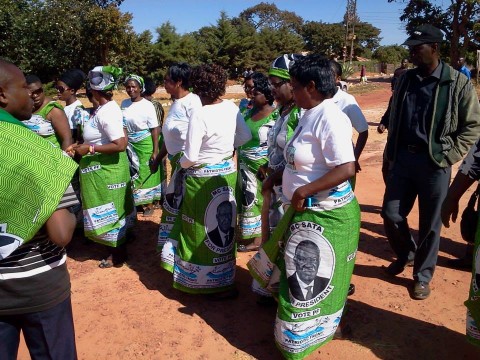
[{"x1": 120, "y1": 0, "x2": 409, "y2": 46}]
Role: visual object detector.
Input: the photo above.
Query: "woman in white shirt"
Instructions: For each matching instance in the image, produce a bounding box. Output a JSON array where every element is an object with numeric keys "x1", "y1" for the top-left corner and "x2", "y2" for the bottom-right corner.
[
  {"x1": 251, "y1": 55, "x2": 361, "y2": 358},
  {"x1": 56, "y1": 69, "x2": 85, "y2": 141},
  {"x1": 169, "y1": 63, "x2": 251, "y2": 298},
  {"x1": 68, "y1": 65, "x2": 134, "y2": 268},
  {"x1": 152, "y1": 63, "x2": 202, "y2": 272},
  {"x1": 121, "y1": 74, "x2": 161, "y2": 216}
]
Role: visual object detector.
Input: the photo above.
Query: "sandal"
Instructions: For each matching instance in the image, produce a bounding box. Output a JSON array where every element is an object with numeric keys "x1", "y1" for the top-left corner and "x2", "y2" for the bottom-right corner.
[
  {"x1": 99, "y1": 259, "x2": 113, "y2": 269},
  {"x1": 143, "y1": 208, "x2": 155, "y2": 217},
  {"x1": 237, "y1": 244, "x2": 260, "y2": 253}
]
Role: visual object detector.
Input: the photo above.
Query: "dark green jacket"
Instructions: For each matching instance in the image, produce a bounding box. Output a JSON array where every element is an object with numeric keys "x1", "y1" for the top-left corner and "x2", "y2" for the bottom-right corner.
[{"x1": 386, "y1": 62, "x2": 480, "y2": 167}]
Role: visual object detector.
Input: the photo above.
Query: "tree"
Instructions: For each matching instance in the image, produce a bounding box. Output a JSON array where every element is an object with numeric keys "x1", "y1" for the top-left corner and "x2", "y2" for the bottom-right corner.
[
  {"x1": 238, "y1": 2, "x2": 303, "y2": 33},
  {"x1": 373, "y1": 45, "x2": 409, "y2": 64},
  {"x1": 389, "y1": 0, "x2": 480, "y2": 64},
  {"x1": 301, "y1": 22, "x2": 345, "y2": 57}
]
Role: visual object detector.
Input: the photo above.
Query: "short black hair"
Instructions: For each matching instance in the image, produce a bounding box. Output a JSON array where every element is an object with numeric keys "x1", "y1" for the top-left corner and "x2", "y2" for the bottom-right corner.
[
  {"x1": 330, "y1": 60, "x2": 342, "y2": 78},
  {"x1": 251, "y1": 72, "x2": 274, "y2": 106},
  {"x1": 289, "y1": 54, "x2": 336, "y2": 98},
  {"x1": 26, "y1": 74, "x2": 41, "y2": 85},
  {"x1": 167, "y1": 63, "x2": 192, "y2": 90},
  {"x1": 143, "y1": 77, "x2": 157, "y2": 96}
]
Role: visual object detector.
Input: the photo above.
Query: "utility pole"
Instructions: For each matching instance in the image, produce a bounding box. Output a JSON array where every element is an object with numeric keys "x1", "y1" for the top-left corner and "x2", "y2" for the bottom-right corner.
[{"x1": 344, "y1": 0, "x2": 357, "y2": 64}]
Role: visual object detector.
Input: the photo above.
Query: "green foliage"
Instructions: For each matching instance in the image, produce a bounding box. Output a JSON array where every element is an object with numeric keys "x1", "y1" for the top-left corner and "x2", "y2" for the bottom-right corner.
[
  {"x1": 340, "y1": 63, "x2": 355, "y2": 80},
  {"x1": 2, "y1": 1, "x2": 389, "y2": 82},
  {"x1": 388, "y1": 0, "x2": 480, "y2": 64},
  {"x1": 373, "y1": 45, "x2": 409, "y2": 64}
]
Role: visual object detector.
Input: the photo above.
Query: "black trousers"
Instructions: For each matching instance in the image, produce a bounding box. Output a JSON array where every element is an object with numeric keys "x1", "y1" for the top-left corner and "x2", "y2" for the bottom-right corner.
[
  {"x1": 0, "y1": 296, "x2": 77, "y2": 360},
  {"x1": 382, "y1": 148, "x2": 451, "y2": 283}
]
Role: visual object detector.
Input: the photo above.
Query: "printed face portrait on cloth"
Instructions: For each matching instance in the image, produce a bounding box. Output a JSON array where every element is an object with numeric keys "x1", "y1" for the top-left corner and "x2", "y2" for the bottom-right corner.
[
  {"x1": 165, "y1": 168, "x2": 186, "y2": 210},
  {"x1": 239, "y1": 166, "x2": 257, "y2": 208},
  {"x1": 474, "y1": 247, "x2": 480, "y2": 292},
  {"x1": 285, "y1": 228, "x2": 334, "y2": 303},
  {"x1": 204, "y1": 188, "x2": 236, "y2": 253}
]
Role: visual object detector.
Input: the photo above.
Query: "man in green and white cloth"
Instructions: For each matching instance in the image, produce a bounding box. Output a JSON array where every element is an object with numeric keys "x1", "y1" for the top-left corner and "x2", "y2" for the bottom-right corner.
[
  {"x1": 121, "y1": 74, "x2": 161, "y2": 215},
  {"x1": 0, "y1": 59, "x2": 79, "y2": 359}
]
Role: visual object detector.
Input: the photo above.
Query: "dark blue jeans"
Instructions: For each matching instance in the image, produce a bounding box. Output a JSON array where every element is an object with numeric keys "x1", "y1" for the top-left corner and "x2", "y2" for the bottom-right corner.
[
  {"x1": 382, "y1": 148, "x2": 451, "y2": 283},
  {"x1": 0, "y1": 296, "x2": 77, "y2": 360}
]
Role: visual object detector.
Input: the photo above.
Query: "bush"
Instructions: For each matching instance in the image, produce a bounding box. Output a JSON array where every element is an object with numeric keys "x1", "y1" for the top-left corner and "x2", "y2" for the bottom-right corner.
[{"x1": 341, "y1": 63, "x2": 354, "y2": 80}]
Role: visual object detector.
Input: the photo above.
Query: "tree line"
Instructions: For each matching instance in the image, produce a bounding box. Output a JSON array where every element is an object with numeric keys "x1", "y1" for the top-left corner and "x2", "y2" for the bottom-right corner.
[{"x1": 1, "y1": 1, "x2": 477, "y2": 83}]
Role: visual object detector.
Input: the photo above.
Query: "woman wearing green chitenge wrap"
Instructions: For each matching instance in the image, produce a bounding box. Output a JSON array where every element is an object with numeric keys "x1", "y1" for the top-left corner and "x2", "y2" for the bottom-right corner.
[
  {"x1": 169, "y1": 63, "x2": 251, "y2": 298},
  {"x1": 24, "y1": 74, "x2": 72, "y2": 150},
  {"x1": 68, "y1": 65, "x2": 135, "y2": 269},
  {"x1": 442, "y1": 139, "x2": 480, "y2": 350},
  {"x1": 121, "y1": 74, "x2": 161, "y2": 217},
  {"x1": 150, "y1": 63, "x2": 202, "y2": 272},
  {"x1": 254, "y1": 55, "x2": 360, "y2": 359},
  {"x1": 262, "y1": 54, "x2": 304, "y2": 242},
  {"x1": 237, "y1": 72, "x2": 278, "y2": 252},
  {"x1": 143, "y1": 77, "x2": 166, "y2": 209}
]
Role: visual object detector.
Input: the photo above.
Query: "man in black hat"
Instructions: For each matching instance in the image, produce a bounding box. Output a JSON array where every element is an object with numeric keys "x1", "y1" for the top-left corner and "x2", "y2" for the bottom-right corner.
[{"x1": 381, "y1": 25, "x2": 480, "y2": 299}]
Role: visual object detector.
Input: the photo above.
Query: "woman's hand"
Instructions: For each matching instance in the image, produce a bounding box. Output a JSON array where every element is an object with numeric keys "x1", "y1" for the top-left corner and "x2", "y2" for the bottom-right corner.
[
  {"x1": 291, "y1": 186, "x2": 309, "y2": 212},
  {"x1": 73, "y1": 143, "x2": 90, "y2": 157},
  {"x1": 65, "y1": 144, "x2": 76, "y2": 157},
  {"x1": 149, "y1": 154, "x2": 159, "y2": 173}
]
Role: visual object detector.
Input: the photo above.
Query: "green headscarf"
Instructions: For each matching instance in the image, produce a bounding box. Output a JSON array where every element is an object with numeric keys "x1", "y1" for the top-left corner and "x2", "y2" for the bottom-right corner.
[{"x1": 88, "y1": 65, "x2": 123, "y2": 91}]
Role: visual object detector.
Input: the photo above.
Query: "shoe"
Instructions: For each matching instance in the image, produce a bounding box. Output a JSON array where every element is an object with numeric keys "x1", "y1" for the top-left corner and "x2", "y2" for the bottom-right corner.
[
  {"x1": 412, "y1": 281, "x2": 430, "y2": 300},
  {"x1": 383, "y1": 259, "x2": 407, "y2": 276},
  {"x1": 347, "y1": 283, "x2": 355, "y2": 296},
  {"x1": 237, "y1": 244, "x2": 260, "y2": 253},
  {"x1": 447, "y1": 256, "x2": 472, "y2": 270},
  {"x1": 99, "y1": 259, "x2": 113, "y2": 269},
  {"x1": 143, "y1": 208, "x2": 155, "y2": 217}
]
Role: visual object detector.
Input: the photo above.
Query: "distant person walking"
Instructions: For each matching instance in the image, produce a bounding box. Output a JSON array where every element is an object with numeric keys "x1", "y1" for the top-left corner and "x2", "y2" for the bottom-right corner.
[
  {"x1": 360, "y1": 64, "x2": 367, "y2": 83},
  {"x1": 457, "y1": 57, "x2": 471, "y2": 80}
]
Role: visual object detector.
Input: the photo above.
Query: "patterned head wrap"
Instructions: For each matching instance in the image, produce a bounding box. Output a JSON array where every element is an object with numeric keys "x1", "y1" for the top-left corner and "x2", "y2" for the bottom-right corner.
[
  {"x1": 88, "y1": 65, "x2": 123, "y2": 91},
  {"x1": 268, "y1": 54, "x2": 303, "y2": 80},
  {"x1": 124, "y1": 74, "x2": 145, "y2": 93}
]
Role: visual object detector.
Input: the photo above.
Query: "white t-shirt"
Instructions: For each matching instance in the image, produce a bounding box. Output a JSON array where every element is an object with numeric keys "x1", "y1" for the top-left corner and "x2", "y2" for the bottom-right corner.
[
  {"x1": 64, "y1": 99, "x2": 83, "y2": 130},
  {"x1": 282, "y1": 99, "x2": 355, "y2": 201},
  {"x1": 82, "y1": 101, "x2": 125, "y2": 145},
  {"x1": 332, "y1": 88, "x2": 368, "y2": 133},
  {"x1": 163, "y1": 93, "x2": 202, "y2": 155},
  {"x1": 121, "y1": 98, "x2": 158, "y2": 133},
  {"x1": 180, "y1": 100, "x2": 252, "y2": 168}
]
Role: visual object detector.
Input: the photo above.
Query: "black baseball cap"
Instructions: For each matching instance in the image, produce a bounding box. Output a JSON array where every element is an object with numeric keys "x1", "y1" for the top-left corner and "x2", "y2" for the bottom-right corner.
[{"x1": 403, "y1": 25, "x2": 444, "y2": 46}]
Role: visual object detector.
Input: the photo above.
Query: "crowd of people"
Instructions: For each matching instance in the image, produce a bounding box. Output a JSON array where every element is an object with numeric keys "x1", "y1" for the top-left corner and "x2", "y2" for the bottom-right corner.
[{"x1": 1, "y1": 23, "x2": 480, "y2": 360}]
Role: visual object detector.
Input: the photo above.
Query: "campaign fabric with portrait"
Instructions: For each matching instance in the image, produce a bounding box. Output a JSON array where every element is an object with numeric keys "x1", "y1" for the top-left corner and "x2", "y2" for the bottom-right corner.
[
  {"x1": 238, "y1": 109, "x2": 277, "y2": 239},
  {"x1": 169, "y1": 159, "x2": 238, "y2": 294}
]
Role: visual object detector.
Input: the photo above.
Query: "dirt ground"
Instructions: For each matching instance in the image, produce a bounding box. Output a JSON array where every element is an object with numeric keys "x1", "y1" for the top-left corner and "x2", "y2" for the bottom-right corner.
[{"x1": 19, "y1": 78, "x2": 480, "y2": 360}]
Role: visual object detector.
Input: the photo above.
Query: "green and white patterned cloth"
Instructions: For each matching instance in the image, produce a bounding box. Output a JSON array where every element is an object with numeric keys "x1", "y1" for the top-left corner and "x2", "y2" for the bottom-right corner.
[
  {"x1": 79, "y1": 151, "x2": 135, "y2": 247},
  {"x1": 249, "y1": 195, "x2": 360, "y2": 359},
  {"x1": 238, "y1": 109, "x2": 278, "y2": 239},
  {"x1": 466, "y1": 215, "x2": 480, "y2": 346},
  {"x1": 22, "y1": 101, "x2": 64, "y2": 148},
  {"x1": 158, "y1": 153, "x2": 184, "y2": 272},
  {"x1": 129, "y1": 131, "x2": 161, "y2": 206},
  {"x1": 0, "y1": 109, "x2": 77, "y2": 259},
  {"x1": 170, "y1": 158, "x2": 238, "y2": 294}
]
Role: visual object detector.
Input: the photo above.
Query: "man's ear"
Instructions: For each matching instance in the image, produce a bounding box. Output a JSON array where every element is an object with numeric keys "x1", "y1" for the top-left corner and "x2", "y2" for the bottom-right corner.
[
  {"x1": 306, "y1": 80, "x2": 316, "y2": 93},
  {"x1": 0, "y1": 85, "x2": 7, "y2": 108}
]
